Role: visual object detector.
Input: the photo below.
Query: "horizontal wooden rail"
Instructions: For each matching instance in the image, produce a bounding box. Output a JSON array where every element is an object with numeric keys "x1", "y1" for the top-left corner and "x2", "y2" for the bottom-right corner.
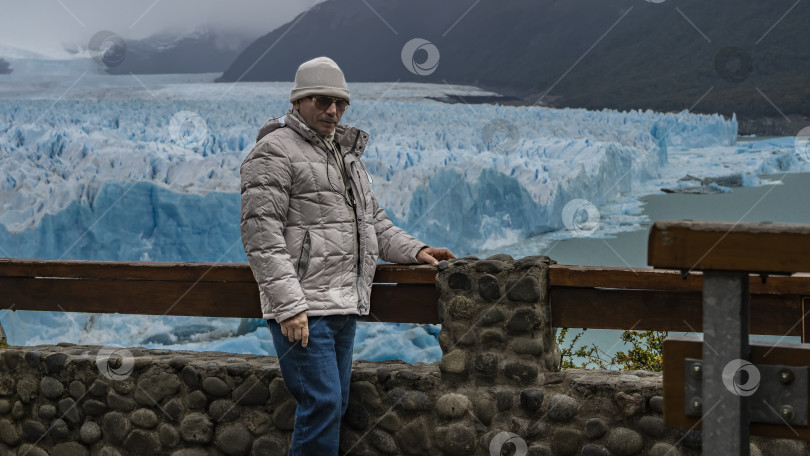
[
  {"x1": 549, "y1": 265, "x2": 810, "y2": 336},
  {"x1": 649, "y1": 220, "x2": 810, "y2": 273},
  {"x1": 0, "y1": 259, "x2": 439, "y2": 324},
  {"x1": 1, "y1": 259, "x2": 809, "y2": 334}
]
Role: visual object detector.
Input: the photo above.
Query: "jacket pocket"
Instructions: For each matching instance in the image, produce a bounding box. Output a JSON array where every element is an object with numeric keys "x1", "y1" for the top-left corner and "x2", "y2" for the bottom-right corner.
[{"x1": 296, "y1": 229, "x2": 311, "y2": 281}]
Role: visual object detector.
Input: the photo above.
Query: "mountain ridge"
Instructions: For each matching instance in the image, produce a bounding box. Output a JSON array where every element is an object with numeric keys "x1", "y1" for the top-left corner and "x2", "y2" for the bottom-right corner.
[{"x1": 216, "y1": 0, "x2": 810, "y2": 128}]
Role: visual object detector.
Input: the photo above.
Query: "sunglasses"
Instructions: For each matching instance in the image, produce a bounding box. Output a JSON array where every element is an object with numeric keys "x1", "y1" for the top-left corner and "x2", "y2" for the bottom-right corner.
[{"x1": 308, "y1": 96, "x2": 349, "y2": 111}]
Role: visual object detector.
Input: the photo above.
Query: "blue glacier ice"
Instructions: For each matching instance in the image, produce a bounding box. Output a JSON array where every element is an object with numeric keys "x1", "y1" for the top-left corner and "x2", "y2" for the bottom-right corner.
[{"x1": 0, "y1": 73, "x2": 805, "y2": 363}]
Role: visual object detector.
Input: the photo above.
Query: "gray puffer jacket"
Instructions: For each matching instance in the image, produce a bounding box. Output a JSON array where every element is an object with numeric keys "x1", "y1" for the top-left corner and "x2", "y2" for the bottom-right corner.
[{"x1": 240, "y1": 110, "x2": 427, "y2": 323}]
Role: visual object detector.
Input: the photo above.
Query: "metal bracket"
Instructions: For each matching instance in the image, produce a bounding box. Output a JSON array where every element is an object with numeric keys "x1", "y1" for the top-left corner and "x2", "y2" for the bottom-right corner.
[{"x1": 684, "y1": 358, "x2": 809, "y2": 426}]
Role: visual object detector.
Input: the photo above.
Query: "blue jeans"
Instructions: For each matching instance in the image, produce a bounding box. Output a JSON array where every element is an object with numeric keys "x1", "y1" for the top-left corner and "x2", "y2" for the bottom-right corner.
[{"x1": 268, "y1": 314, "x2": 357, "y2": 456}]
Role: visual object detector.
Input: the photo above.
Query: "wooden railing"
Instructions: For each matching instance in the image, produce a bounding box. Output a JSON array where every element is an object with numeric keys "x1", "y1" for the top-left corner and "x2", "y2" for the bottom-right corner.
[{"x1": 2, "y1": 257, "x2": 809, "y2": 336}]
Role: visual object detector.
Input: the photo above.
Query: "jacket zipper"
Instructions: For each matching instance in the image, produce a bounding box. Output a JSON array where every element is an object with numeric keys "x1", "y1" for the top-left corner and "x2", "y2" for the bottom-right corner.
[
  {"x1": 296, "y1": 229, "x2": 311, "y2": 281},
  {"x1": 346, "y1": 132, "x2": 364, "y2": 309}
]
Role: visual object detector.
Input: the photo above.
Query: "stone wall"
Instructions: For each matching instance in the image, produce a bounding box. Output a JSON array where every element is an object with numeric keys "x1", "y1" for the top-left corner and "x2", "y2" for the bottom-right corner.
[{"x1": 0, "y1": 255, "x2": 807, "y2": 455}]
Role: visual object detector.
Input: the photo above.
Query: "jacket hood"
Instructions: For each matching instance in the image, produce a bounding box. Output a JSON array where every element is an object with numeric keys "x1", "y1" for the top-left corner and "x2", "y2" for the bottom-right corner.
[{"x1": 256, "y1": 110, "x2": 369, "y2": 157}]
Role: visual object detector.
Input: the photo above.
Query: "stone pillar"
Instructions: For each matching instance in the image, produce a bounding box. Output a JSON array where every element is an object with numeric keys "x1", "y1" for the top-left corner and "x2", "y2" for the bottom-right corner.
[{"x1": 435, "y1": 254, "x2": 560, "y2": 387}]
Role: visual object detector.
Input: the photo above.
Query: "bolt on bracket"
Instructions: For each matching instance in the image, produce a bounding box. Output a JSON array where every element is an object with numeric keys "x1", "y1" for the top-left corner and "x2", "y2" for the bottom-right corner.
[{"x1": 684, "y1": 358, "x2": 809, "y2": 426}]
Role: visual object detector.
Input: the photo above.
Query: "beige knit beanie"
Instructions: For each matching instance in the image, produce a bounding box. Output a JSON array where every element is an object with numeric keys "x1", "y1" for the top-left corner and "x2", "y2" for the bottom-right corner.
[{"x1": 289, "y1": 57, "x2": 350, "y2": 103}]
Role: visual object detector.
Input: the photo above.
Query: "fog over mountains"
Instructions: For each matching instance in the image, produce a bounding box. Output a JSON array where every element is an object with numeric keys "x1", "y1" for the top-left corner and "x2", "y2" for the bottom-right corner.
[
  {"x1": 217, "y1": 0, "x2": 810, "y2": 125},
  {"x1": 102, "y1": 29, "x2": 253, "y2": 75}
]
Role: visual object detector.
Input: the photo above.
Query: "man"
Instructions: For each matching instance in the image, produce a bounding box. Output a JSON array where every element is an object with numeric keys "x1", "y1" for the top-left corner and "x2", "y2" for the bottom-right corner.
[{"x1": 240, "y1": 56, "x2": 454, "y2": 455}]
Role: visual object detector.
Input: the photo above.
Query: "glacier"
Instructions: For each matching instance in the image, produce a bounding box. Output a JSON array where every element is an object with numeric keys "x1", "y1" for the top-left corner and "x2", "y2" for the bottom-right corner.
[{"x1": 0, "y1": 72, "x2": 806, "y2": 363}]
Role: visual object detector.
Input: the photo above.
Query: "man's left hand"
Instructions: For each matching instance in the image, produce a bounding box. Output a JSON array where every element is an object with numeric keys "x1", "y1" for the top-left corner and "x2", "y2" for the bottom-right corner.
[{"x1": 417, "y1": 247, "x2": 456, "y2": 266}]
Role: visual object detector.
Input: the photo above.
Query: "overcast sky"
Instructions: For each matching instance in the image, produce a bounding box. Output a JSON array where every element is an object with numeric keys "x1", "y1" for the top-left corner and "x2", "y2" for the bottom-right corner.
[{"x1": 0, "y1": 0, "x2": 323, "y2": 57}]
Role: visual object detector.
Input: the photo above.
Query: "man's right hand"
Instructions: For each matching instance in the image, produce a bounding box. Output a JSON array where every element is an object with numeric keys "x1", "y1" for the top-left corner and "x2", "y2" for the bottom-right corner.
[{"x1": 280, "y1": 311, "x2": 309, "y2": 347}]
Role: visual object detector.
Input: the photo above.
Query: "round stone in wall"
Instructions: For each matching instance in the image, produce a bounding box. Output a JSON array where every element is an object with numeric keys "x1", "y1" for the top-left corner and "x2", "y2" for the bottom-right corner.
[
  {"x1": 40, "y1": 376, "x2": 64, "y2": 399},
  {"x1": 649, "y1": 395, "x2": 664, "y2": 414},
  {"x1": 519, "y1": 389, "x2": 544, "y2": 412},
  {"x1": 88, "y1": 379, "x2": 108, "y2": 397},
  {"x1": 214, "y1": 423, "x2": 252, "y2": 456},
  {"x1": 185, "y1": 390, "x2": 208, "y2": 411},
  {"x1": 21, "y1": 419, "x2": 47, "y2": 441},
  {"x1": 16, "y1": 378, "x2": 37, "y2": 403},
  {"x1": 159, "y1": 423, "x2": 181, "y2": 448},
  {"x1": 58, "y1": 397, "x2": 81, "y2": 426},
  {"x1": 477, "y1": 274, "x2": 501, "y2": 301},
  {"x1": 44, "y1": 353, "x2": 68, "y2": 374},
  {"x1": 0, "y1": 418, "x2": 20, "y2": 446},
  {"x1": 102, "y1": 411, "x2": 131, "y2": 444},
  {"x1": 448, "y1": 296, "x2": 476, "y2": 320},
  {"x1": 436, "y1": 393, "x2": 472, "y2": 419},
  {"x1": 584, "y1": 418, "x2": 608, "y2": 439},
  {"x1": 179, "y1": 413, "x2": 214, "y2": 444},
  {"x1": 447, "y1": 272, "x2": 471, "y2": 290},
  {"x1": 638, "y1": 415, "x2": 666, "y2": 438},
  {"x1": 506, "y1": 276, "x2": 541, "y2": 302},
  {"x1": 135, "y1": 371, "x2": 181, "y2": 405},
  {"x1": 546, "y1": 394, "x2": 578, "y2": 422},
  {"x1": 511, "y1": 337, "x2": 544, "y2": 356},
  {"x1": 210, "y1": 399, "x2": 241, "y2": 423},
  {"x1": 51, "y1": 442, "x2": 88, "y2": 456},
  {"x1": 252, "y1": 436, "x2": 286, "y2": 456},
  {"x1": 605, "y1": 427, "x2": 644, "y2": 455},
  {"x1": 69, "y1": 380, "x2": 86, "y2": 399},
  {"x1": 80, "y1": 422, "x2": 102, "y2": 445},
  {"x1": 38, "y1": 404, "x2": 57, "y2": 420},
  {"x1": 475, "y1": 259, "x2": 505, "y2": 274},
  {"x1": 650, "y1": 443, "x2": 681, "y2": 456},
  {"x1": 131, "y1": 408, "x2": 159, "y2": 429},
  {"x1": 182, "y1": 365, "x2": 201, "y2": 388},
  {"x1": 439, "y1": 349, "x2": 467, "y2": 376},
  {"x1": 369, "y1": 429, "x2": 398, "y2": 454}
]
